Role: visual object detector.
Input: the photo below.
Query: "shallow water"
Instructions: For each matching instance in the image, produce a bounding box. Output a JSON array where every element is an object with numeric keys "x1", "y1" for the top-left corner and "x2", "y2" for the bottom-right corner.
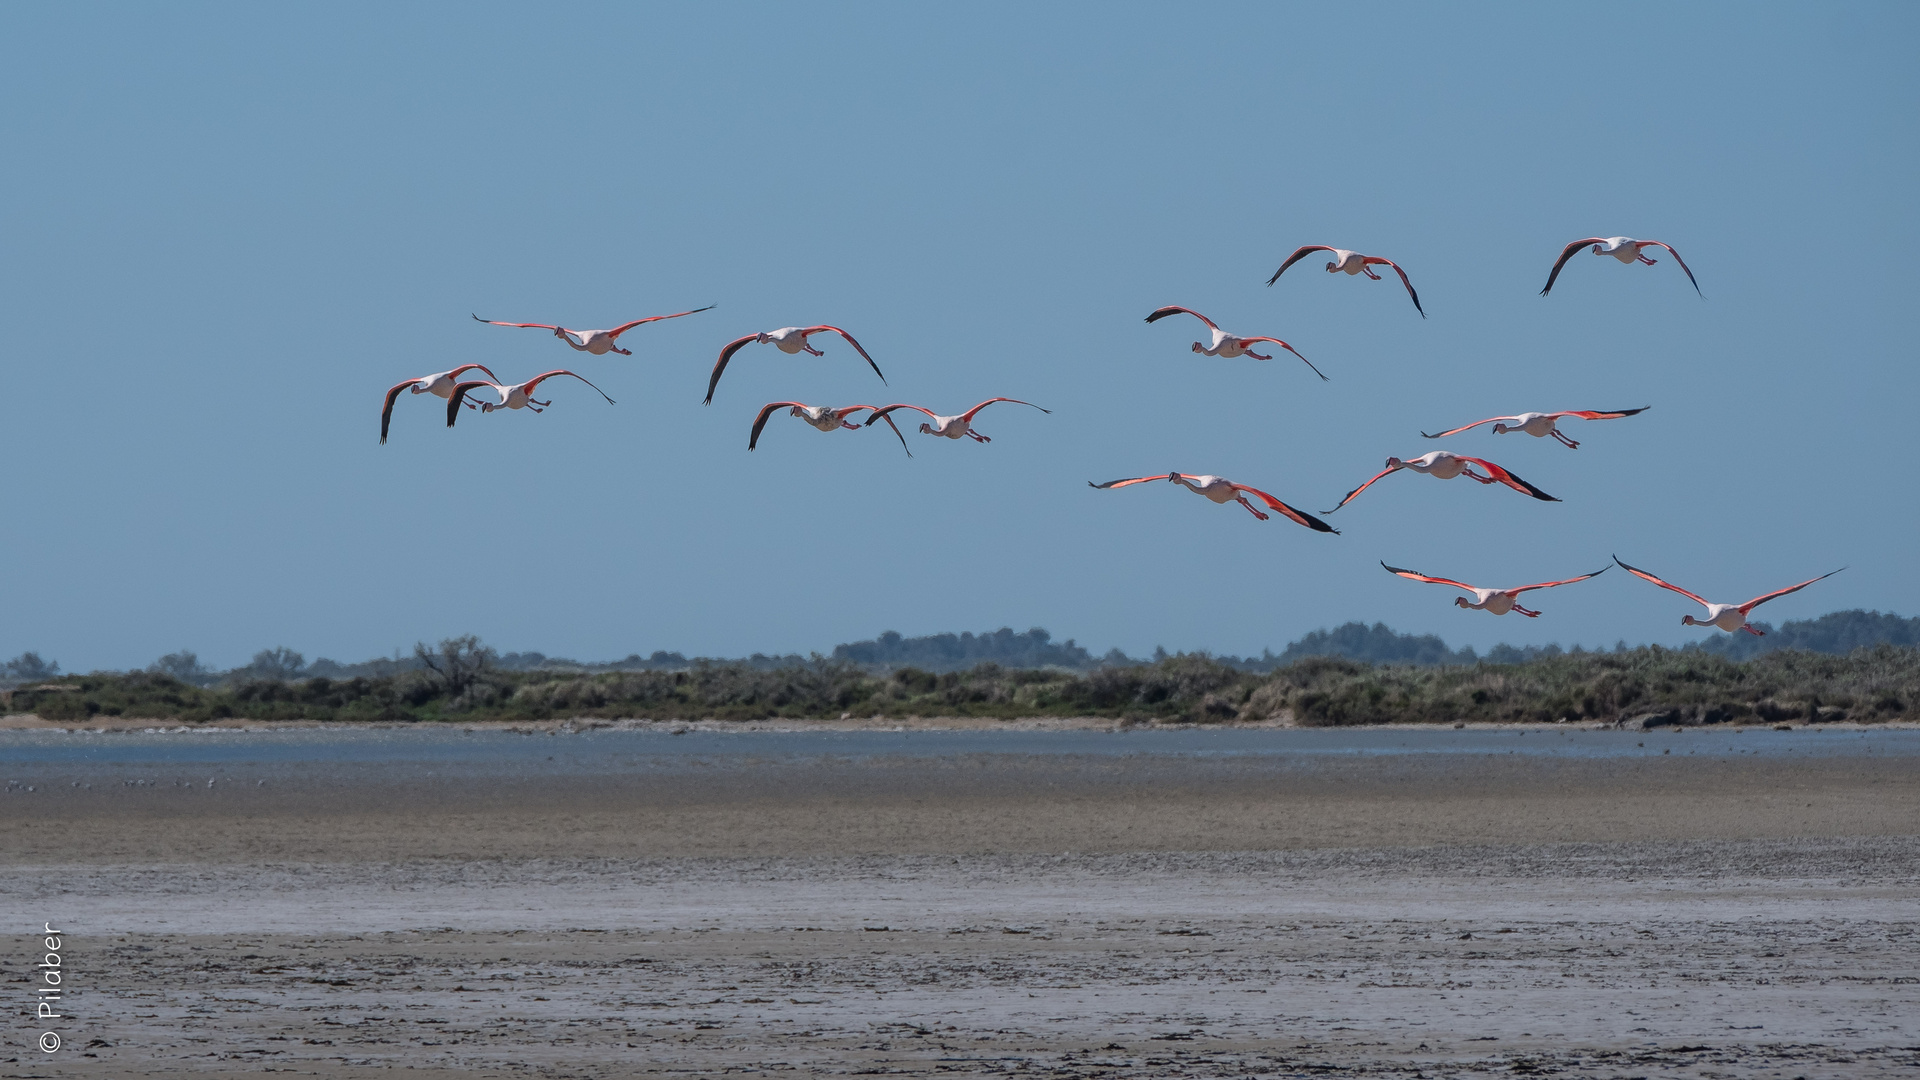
[{"x1": 1, "y1": 724, "x2": 1914, "y2": 769}]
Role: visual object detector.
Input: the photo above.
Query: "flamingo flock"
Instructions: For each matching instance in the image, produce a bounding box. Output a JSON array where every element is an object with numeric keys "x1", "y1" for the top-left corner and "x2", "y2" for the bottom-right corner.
[{"x1": 374, "y1": 231, "x2": 1843, "y2": 640}]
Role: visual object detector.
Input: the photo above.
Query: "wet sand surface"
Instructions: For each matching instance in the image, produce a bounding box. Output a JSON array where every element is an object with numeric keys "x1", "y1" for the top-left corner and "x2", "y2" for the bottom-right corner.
[{"x1": 3, "y1": 736, "x2": 1917, "y2": 1076}]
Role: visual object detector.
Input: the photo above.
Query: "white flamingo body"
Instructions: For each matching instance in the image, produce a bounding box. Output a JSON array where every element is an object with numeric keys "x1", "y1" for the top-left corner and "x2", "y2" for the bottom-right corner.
[
  {"x1": 1382, "y1": 562, "x2": 1607, "y2": 618},
  {"x1": 866, "y1": 398, "x2": 1049, "y2": 443},
  {"x1": 379, "y1": 364, "x2": 499, "y2": 444},
  {"x1": 1422, "y1": 406, "x2": 1648, "y2": 449},
  {"x1": 1266, "y1": 246, "x2": 1424, "y2": 316},
  {"x1": 1541, "y1": 237, "x2": 1699, "y2": 295},
  {"x1": 1612, "y1": 557, "x2": 1843, "y2": 636},
  {"x1": 471, "y1": 306, "x2": 713, "y2": 356},
  {"x1": 1143, "y1": 306, "x2": 1327, "y2": 380}
]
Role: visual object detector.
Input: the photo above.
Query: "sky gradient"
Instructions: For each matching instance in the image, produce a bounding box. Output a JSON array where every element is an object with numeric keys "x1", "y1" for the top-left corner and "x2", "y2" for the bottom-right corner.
[{"x1": 3, "y1": 3, "x2": 1915, "y2": 671}]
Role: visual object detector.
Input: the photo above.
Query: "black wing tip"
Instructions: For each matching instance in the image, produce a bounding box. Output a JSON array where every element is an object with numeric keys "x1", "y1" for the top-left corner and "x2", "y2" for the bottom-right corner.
[{"x1": 1419, "y1": 431, "x2": 1441, "y2": 439}]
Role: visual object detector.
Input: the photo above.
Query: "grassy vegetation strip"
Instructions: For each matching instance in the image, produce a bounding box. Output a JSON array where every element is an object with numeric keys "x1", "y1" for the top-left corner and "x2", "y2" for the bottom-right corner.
[{"x1": 5, "y1": 646, "x2": 1916, "y2": 726}]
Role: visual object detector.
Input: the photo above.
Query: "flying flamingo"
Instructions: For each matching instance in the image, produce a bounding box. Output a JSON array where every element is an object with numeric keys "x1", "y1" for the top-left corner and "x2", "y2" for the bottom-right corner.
[
  {"x1": 1325, "y1": 452, "x2": 1558, "y2": 513},
  {"x1": 1422, "y1": 406, "x2": 1649, "y2": 449},
  {"x1": 471, "y1": 306, "x2": 714, "y2": 355},
  {"x1": 1143, "y1": 306, "x2": 1326, "y2": 380},
  {"x1": 1266, "y1": 247, "x2": 1424, "y2": 317},
  {"x1": 1089, "y1": 473, "x2": 1336, "y2": 533},
  {"x1": 445, "y1": 370, "x2": 614, "y2": 428},
  {"x1": 1381, "y1": 561, "x2": 1607, "y2": 617},
  {"x1": 864, "y1": 398, "x2": 1048, "y2": 443},
  {"x1": 1541, "y1": 237, "x2": 1699, "y2": 296},
  {"x1": 1612, "y1": 556, "x2": 1843, "y2": 635},
  {"x1": 380, "y1": 364, "x2": 499, "y2": 444},
  {"x1": 704, "y1": 326, "x2": 884, "y2": 404},
  {"x1": 749, "y1": 402, "x2": 911, "y2": 456}
]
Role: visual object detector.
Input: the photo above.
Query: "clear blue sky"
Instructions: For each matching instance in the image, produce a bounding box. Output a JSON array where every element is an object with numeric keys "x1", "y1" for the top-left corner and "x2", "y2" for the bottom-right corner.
[{"x1": 3, "y1": 3, "x2": 1914, "y2": 671}]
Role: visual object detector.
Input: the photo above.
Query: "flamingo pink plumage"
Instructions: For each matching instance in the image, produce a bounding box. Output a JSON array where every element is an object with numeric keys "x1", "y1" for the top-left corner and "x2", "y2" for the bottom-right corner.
[
  {"x1": 1325, "y1": 452, "x2": 1559, "y2": 514},
  {"x1": 1266, "y1": 247, "x2": 1424, "y2": 317},
  {"x1": 864, "y1": 398, "x2": 1049, "y2": 443},
  {"x1": 380, "y1": 364, "x2": 499, "y2": 444},
  {"x1": 705, "y1": 326, "x2": 884, "y2": 404},
  {"x1": 1143, "y1": 306, "x2": 1326, "y2": 380},
  {"x1": 1612, "y1": 556, "x2": 1843, "y2": 635},
  {"x1": 749, "y1": 402, "x2": 910, "y2": 456},
  {"x1": 446, "y1": 369, "x2": 615, "y2": 428},
  {"x1": 1422, "y1": 407, "x2": 1649, "y2": 449},
  {"x1": 1090, "y1": 473, "x2": 1336, "y2": 533},
  {"x1": 1382, "y1": 561, "x2": 1607, "y2": 617},
  {"x1": 471, "y1": 306, "x2": 714, "y2": 355},
  {"x1": 1541, "y1": 238, "x2": 1699, "y2": 296}
]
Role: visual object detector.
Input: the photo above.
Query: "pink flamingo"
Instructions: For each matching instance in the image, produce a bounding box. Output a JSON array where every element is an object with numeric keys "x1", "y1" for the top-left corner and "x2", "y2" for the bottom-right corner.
[
  {"x1": 749, "y1": 402, "x2": 911, "y2": 456},
  {"x1": 1143, "y1": 306, "x2": 1326, "y2": 380},
  {"x1": 705, "y1": 326, "x2": 884, "y2": 404},
  {"x1": 1612, "y1": 556, "x2": 1842, "y2": 635},
  {"x1": 380, "y1": 364, "x2": 499, "y2": 444},
  {"x1": 1541, "y1": 237, "x2": 1699, "y2": 296},
  {"x1": 864, "y1": 398, "x2": 1048, "y2": 443},
  {"x1": 1326, "y1": 452, "x2": 1558, "y2": 513},
  {"x1": 445, "y1": 370, "x2": 614, "y2": 428},
  {"x1": 1422, "y1": 406, "x2": 1649, "y2": 449},
  {"x1": 1090, "y1": 473, "x2": 1336, "y2": 533},
  {"x1": 471, "y1": 306, "x2": 714, "y2": 355},
  {"x1": 1266, "y1": 247, "x2": 1424, "y2": 317},
  {"x1": 1382, "y1": 561, "x2": 1607, "y2": 617}
]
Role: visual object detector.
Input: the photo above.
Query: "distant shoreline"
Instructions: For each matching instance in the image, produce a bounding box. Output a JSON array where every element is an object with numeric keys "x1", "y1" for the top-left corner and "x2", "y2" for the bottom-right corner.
[{"x1": 4, "y1": 713, "x2": 1917, "y2": 734}]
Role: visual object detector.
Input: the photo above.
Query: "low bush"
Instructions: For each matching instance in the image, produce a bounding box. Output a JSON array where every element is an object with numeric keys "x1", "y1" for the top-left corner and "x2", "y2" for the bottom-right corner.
[{"x1": 7, "y1": 645, "x2": 1916, "y2": 725}]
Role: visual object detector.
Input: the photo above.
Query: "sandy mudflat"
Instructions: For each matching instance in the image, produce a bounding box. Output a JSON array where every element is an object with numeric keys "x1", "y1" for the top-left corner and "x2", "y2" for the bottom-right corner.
[{"x1": 2, "y1": 738, "x2": 1916, "y2": 1076}]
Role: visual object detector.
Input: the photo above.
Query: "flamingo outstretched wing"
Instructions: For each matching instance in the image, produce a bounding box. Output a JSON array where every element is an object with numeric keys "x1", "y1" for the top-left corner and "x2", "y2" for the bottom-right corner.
[
  {"x1": 1381, "y1": 562, "x2": 1481, "y2": 592},
  {"x1": 863, "y1": 403, "x2": 942, "y2": 427},
  {"x1": 1540, "y1": 238, "x2": 1609, "y2": 296},
  {"x1": 1089, "y1": 473, "x2": 1179, "y2": 491},
  {"x1": 446, "y1": 381, "x2": 502, "y2": 428},
  {"x1": 1511, "y1": 566, "x2": 1609, "y2": 593},
  {"x1": 1368, "y1": 257, "x2": 1425, "y2": 316},
  {"x1": 1421, "y1": 415, "x2": 1519, "y2": 439},
  {"x1": 1144, "y1": 305, "x2": 1219, "y2": 330},
  {"x1": 522, "y1": 369, "x2": 615, "y2": 404},
  {"x1": 1232, "y1": 482, "x2": 1338, "y2": 532},
  {"x1": 805, "y1": 325, "x2": 886, "y2": 385},
  {"x1": 1459, "y1": 456, "x2": 1559, "y2": 501},
  {"x1": 1265, "y1": 246, "x2": 1336, "y2": 286},
  {"x1": 842, "y1": 406, "x2": 912, "y2": 457},
  {"x1": 1738, "y1": 569, "x2": 1844, "y2": 614},
  {"x1": 379, "y1": 378, "x2": 423, "y2": 445},
  {"x1": 1555, "y1": 406, "x2": 1650, "y2": 421},
  {"x1": 703, "y1": 334, "x2": 761, "y2": 405},
  {"x1": 1636, "y1": 242, "x2": 1701, "y2": 296},
  {"x1": 959, "y1": 397, "x2": 1049, "y2": 423},
  {"x1": 1612, "y1": 556, "x2": 1712, "y2": 608},
  {"x1": 606, "y1": 305, "x2": 716, "y2": 338},
  {"x1": 472, "y1": 314, "x2": 562, "y2": 330},
  {"x1": 748, "y1": 402, "x2": 811, "y2": 451},
  {"x1": 1324, "y1": 463, "x2": 1403, "y2": 514},
  {"x1": 1235, "y1": 337, "x2": 1328, "y2": 380}
]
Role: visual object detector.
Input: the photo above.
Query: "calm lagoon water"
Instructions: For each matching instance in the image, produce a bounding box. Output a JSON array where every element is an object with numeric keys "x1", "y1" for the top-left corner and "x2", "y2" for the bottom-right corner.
[{"x1": 1, "y1": 725, "x2": 1914, "y2": 771}]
